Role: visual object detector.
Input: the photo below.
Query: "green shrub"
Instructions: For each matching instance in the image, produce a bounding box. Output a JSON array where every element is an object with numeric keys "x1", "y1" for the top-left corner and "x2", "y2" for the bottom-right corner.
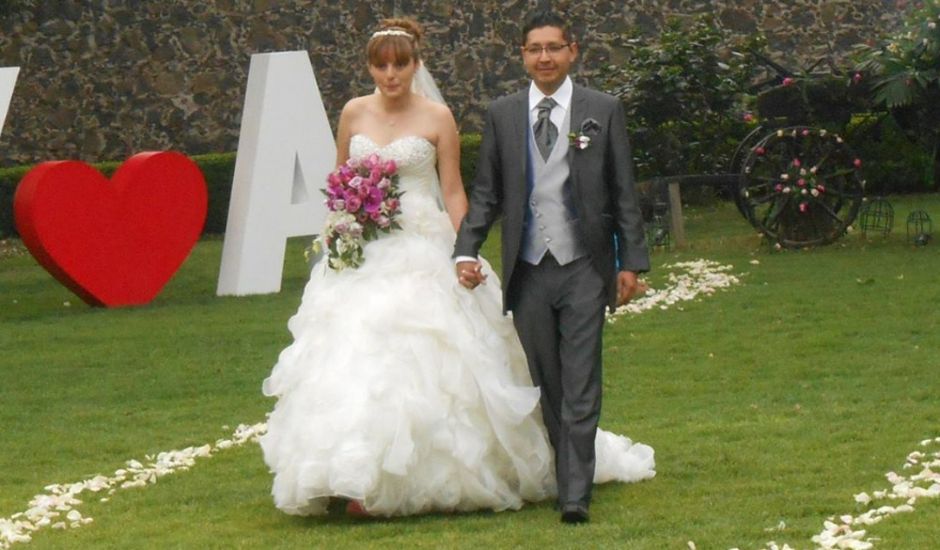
[
  {"x1": 854, "y1": 0, "x2": 940, "y2": 187},
  {"x1": 0, "y1": 165, "x2": 29, "y2": 238},
  {"x1": 597, "y1": 15, "x2": 766, "y2": 180},
  {"x1": 459, "y1": 133, "x2": 482, "y2": 194},
  {"x1": 847, "y1": 114, "x2": 933, "y2": 195},
  {"x1": 0, "y1": 139, "x2": 484, "y2": 238}
]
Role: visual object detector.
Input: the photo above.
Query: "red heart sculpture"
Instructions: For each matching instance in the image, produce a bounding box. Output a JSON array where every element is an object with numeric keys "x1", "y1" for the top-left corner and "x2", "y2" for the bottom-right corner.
[{"x1": 14, "y1": 151, "x2": 207, "y2": 307}]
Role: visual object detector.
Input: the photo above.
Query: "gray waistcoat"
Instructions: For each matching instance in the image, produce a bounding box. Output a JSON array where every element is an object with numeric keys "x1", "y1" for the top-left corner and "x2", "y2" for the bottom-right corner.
[{"x1": 520, "y1": 105, "x2": 587, "y2": 265}]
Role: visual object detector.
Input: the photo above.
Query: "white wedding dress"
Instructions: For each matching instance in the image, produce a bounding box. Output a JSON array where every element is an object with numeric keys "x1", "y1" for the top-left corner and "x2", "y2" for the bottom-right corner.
[{"x1": 260, "y1": 134, "x2": 655, "y2": 517}]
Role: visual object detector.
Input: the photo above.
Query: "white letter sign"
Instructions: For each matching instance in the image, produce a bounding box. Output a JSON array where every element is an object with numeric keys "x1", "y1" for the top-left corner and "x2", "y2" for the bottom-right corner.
[
  {"x1": 0, "y1": 67, "x2": 19, "y2": 138},
  {"x1": 217, "y1": 52, "x2": 335, "y2": 295}
]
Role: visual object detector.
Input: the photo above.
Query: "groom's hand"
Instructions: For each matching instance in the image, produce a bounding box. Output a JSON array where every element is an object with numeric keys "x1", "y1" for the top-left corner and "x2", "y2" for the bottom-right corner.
[
  {"x1": 616, "y1": 271, "x2": 646, "y2": 306},
  {"x1": 456, "y1": 260, "x2": 486, "y2": 289}
]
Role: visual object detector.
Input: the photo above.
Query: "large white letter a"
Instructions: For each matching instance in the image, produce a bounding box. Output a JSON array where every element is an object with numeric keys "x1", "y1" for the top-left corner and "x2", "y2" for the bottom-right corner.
[
  {"x1": 217, "y1": 51, "x2": 335, "y2": 295},
  {"x1": 0, "y1": 67, "x2": 19, "y2": 138}
]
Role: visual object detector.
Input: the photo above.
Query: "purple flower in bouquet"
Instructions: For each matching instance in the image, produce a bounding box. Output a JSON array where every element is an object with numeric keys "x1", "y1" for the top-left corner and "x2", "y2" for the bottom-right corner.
[
  {"x1": 310, "y1": 154, "x2": 404, "y2": 270},
  {"x1": 364, "y1": 186, "x2": 385, "y2": 214}
]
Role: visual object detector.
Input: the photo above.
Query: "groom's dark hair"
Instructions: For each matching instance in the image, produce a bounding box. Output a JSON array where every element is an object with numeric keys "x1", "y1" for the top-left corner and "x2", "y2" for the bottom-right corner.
[{"x1": 521, "y1": 9, "x2": 573, "y2": 44}]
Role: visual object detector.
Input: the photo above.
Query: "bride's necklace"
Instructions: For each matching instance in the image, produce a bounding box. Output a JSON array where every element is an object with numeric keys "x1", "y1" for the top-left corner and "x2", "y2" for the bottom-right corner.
[{"x1": 380, "y1": 98, "x2": 412, "y2": 128}]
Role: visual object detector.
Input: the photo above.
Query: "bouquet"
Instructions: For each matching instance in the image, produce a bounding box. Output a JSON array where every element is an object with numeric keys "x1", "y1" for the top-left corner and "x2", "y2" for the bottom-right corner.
[{"x1": 313, "y1": 154, "x2": 403, "y2": 271}]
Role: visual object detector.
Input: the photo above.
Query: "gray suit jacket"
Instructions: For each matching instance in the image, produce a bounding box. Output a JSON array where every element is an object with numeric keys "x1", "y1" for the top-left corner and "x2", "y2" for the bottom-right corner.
[{"x1": 455, "y1": 83, "x2": 650, "y2": 311}]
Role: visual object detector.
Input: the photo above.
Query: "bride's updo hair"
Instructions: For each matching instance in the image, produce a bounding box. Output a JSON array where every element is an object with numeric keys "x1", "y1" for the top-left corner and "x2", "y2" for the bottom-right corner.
[{"x1": 367, "y1": 17, "x2": 423, "y2": 66}]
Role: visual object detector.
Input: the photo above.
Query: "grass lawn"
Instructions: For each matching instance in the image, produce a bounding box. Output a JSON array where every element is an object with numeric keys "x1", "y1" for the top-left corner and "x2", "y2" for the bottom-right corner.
[{"x1": 1, "y1": 195, "x2": 939, "y2": 549}]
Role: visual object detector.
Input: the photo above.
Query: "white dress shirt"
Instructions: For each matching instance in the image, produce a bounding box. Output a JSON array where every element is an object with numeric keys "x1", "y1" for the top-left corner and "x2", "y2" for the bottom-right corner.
[{"x1": 528, "y1": 76, "x2": 573, "y2": 131}]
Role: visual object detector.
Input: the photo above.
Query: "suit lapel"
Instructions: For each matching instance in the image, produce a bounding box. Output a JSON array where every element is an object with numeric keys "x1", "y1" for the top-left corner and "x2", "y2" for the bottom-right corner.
[
  {"x1": 568, "y1": 85, "x2": 588, "y2": 185},
  {"x1": 510, "y1": 91, "x2": 529, "y2": 178}
]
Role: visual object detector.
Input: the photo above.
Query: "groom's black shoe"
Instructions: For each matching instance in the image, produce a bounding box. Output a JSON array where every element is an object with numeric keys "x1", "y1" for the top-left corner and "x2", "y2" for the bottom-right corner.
[{"x1": 560, "y1": 503, "x2": 589, "y2": 524}]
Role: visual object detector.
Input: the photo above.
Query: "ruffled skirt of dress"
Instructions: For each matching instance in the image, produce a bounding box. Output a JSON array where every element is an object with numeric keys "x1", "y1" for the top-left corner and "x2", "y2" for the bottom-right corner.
[{"x1": 259, "y1": 210, "x2": 655, "y2": 516}]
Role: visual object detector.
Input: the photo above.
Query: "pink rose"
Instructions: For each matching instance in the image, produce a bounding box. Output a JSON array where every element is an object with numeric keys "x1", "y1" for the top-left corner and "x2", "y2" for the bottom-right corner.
[
  {"x1": 782, "y1": 77, "x2": 795, "y2": 86},
  {"x1": 345, "y1": 194, "x2": 362, "y2": 212},
  {"x1": 797, "y1": 178, "x2": 806, "y2": 187},
  {"x1": 384, "y1": 160, "x2": 397, "y2": 174},
  {"x1": 754, "y1": 146, "x2": 765, "y2": 156},
  {"x1": 799, "y1": 202, "x2": 808, "y2": 213},
  {"x1": 853, "y1": 158, "x2": 863, "y2": 168},
  {"x1": 743, "y1": 112, "x2": 754, "y2": 123},
  {"x1": 792, "y1": 158, "x2": 801, "y2": 167}
]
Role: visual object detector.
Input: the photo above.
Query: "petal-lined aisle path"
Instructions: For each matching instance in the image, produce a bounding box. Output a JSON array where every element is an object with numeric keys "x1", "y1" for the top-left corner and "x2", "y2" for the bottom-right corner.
[
  {"x1": 3, "y1": 259, "x2": 749, "y2": 548},
  {"x1": 0, "y1": 260, "x2": 739, "y2": 550},
  {"x1": 0, "y1": 423, "x2": 266, "y2": 548}
]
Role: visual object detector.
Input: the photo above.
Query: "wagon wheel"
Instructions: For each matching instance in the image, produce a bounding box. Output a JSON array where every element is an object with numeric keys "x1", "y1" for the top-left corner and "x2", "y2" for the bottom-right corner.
[
  {"x1": 738, "y1": 126, "x2": 865, "y2": 248},
  {"x1": 730, "y1": 125, "x2": 770, "y2": 217}
]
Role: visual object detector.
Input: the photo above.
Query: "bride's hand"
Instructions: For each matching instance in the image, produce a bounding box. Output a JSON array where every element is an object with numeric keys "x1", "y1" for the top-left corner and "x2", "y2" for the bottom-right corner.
[{"x1": 456, "y1": 261, "x2": 486, "y2": 289}]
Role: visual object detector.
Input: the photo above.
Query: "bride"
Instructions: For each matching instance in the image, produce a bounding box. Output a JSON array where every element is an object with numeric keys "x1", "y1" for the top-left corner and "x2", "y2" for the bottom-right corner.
[{"x1": 259, "y1": 17, "x2": 654, "y2": 518}]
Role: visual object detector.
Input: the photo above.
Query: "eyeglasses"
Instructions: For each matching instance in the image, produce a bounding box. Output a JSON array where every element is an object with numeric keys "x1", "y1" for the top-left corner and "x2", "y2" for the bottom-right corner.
[{"x1": 522, "y1": 43, "x2": 571, "y2": 56}]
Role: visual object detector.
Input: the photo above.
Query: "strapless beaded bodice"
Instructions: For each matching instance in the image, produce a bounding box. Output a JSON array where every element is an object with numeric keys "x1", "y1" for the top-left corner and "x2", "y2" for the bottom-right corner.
[{"x1": 348, "y1": 134, "x2": 445, "y2": 232}]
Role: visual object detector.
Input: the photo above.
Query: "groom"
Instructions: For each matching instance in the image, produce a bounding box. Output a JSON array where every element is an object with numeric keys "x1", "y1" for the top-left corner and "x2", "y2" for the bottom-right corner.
[{"x1": 454, "y1": 9, "x2": 649, "y2": 523}]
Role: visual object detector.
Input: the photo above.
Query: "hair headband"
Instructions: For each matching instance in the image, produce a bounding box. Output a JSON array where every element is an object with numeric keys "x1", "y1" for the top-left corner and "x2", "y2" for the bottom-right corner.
[{"x1": 371, "y1": 28, "x2": 413, "y2": 39}]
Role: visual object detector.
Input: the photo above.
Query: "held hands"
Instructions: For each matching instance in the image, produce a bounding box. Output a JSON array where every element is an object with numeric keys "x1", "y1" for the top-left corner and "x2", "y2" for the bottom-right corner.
[
  {"x1": 616, "y1": 271, "x2": 648, "y2": 306},
  {"x1": 456, "y1": 260, "x2": 486, "y2": 289}
]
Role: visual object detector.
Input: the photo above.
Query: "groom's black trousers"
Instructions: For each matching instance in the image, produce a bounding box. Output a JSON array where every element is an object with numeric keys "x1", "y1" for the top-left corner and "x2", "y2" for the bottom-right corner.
[{"x1": 510, "y1": 253, "x2": 606, "y2": 508}]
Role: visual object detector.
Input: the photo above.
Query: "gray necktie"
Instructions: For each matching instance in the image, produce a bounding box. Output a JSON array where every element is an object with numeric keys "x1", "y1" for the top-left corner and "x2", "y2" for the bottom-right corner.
[{"x1": 533, "y1": 97, "x2": 557, "y2": 161}]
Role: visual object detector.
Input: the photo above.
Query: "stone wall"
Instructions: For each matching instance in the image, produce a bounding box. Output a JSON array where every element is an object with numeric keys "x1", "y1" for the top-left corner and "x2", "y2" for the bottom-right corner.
[{"x1": 0, "y1": 0, "x2": 906, "y2": 167}]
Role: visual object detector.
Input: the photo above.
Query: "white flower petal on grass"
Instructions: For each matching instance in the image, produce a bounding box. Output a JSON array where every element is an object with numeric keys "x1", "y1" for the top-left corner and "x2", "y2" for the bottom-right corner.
[
  {"x1": 810, "y1": 436, "x2": 940, "y2": 550},
  {"x1": 608, "y1": 259, "x2": 741, "y2": 322},
  {"x1": 0, "y1": 422, "x2": 268, "y2": 548}
]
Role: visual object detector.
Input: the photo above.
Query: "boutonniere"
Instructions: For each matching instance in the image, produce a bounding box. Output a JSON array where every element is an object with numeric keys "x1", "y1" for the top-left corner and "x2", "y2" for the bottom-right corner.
[{"x1": 568, "y1": 118, "x2": 602, "y2": 150}]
